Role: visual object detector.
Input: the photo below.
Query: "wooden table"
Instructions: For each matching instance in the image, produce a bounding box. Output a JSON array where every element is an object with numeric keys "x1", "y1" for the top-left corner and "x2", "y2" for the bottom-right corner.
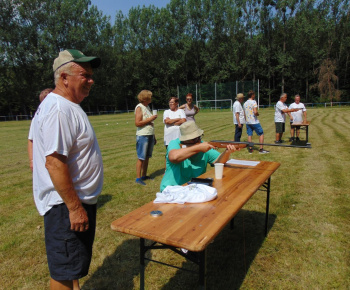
[
  {"x1": 291, "y1": 121, "x2": 310, "y2": 145},
  {"x1": 111, "y1": 160, "x2": 280, "y2": 289}
]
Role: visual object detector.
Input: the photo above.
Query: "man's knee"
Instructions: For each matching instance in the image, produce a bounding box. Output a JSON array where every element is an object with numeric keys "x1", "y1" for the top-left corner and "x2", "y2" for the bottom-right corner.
[{"x1": 50, "y1": 278, "x2": 73, "y2": 290}]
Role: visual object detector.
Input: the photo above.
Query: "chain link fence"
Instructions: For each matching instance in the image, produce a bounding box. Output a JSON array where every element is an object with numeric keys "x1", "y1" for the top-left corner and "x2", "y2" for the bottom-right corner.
[{"x1": 177, "y1": 80, "x2": 260, "y2": 109}]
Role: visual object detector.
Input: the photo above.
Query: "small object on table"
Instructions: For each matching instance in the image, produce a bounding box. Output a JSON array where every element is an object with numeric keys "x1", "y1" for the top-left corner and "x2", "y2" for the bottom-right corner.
[{"x1": 150, "y1": 210, "x2": 163, "y2": 217}]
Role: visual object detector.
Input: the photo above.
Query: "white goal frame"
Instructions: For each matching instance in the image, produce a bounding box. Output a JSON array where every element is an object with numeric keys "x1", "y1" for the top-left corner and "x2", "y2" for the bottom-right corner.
[{"x1": 197, "y1": 99, "x2": 233, "y2": 111}]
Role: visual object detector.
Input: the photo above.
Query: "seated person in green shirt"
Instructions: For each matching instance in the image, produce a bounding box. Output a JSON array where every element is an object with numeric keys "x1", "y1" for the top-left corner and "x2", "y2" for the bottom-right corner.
[{"x1": 160, "y1": 122, "x2": 239, "y2": 192}]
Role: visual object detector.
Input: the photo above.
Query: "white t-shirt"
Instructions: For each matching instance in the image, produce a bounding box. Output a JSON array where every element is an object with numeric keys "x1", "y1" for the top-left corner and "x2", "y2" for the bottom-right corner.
[
  {"x1": 274, "y1": 101, "x2": 288, "y2": 122},
  {"x1": 243, "y1": 99, "x2": 259, "y2": 124},
  {"x1": 163, "y1": 109, "x2": 186, "y2": 145},
  {"x1": 233, "y1": 101, "x2": 245, "y2": 125},
  {"x1": 289, "y1": 102, "x2": 306, "y2": 123},
  {"x1": 31, "y1": 93, "x2": 103, "y2": 216}
]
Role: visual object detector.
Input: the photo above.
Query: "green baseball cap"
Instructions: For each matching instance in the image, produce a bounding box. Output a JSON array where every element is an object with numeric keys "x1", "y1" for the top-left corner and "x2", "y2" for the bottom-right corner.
[{"x1": 53, "y1": 49, "x2": 101, "y2": 72}]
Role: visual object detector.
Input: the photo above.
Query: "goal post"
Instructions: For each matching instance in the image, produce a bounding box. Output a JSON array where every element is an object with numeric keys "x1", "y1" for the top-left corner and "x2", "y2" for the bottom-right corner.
[{"x1": 197, "y1": 99, "x2": 233, "y2": 111}]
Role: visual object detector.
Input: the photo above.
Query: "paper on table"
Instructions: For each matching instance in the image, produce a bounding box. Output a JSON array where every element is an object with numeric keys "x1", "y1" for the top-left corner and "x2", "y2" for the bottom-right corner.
[{"x1": 226, "y1": 159, "x2": 260, "y2": 166}]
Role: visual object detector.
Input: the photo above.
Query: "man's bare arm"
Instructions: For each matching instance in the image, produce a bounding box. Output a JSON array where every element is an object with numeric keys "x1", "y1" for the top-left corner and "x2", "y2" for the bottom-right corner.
[
  {"x1": 168, "y1": 142, "x2": 215, "y2": 163},
  {"x1": 28, "y1": 140, "x2": 33, "y2": 171},
  {"x1": 235, "y1": 112, "x2": 241, "y2": 126},
  {"x1": 214, "y1": 145, "x2": 238, "y2": 164},
  {"x1": 46, "y1": 152, "x2": 89, "y2": 232}
]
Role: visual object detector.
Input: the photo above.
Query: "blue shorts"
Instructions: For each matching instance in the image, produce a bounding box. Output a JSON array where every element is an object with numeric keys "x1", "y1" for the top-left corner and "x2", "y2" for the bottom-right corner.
[
  {"x1": 136, "y1": 135, "x2": 154, "y2": 160},
  {"x1": 246, "y1": 123, "x2": 264, "y2": 136},
  {"x1": 44, "y1": 203, "x2": 97, "y2": 281}
]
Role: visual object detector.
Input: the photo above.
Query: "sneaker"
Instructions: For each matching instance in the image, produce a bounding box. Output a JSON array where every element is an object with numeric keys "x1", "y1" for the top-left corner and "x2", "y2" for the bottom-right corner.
[
  {"x1": 135, "y1": 178, "x2": 146, "y2": 185},
  {"x1": 141, "y1": 176, "x2": 153, "y2": 180},
  {"x1": 248, "y1": 147, "x2": 253, "y2": 154},
  {"x1": 289, "y1": 137, "x2": 294, "y2": 142},
  {"x1": 275, "y1": 140, "x2": 282, "y2": 144},
  {"x1": 259, "y1": 148, "x2": 270, "y2": 154},
  {"x1": 296, "y1": 137, "x2": 300, "y2": 141}
]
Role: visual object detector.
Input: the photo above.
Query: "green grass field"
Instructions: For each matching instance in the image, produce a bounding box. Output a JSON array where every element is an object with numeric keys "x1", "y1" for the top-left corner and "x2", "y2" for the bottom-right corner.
[{"x1": 0, "y1": 107, "x2": 349, "y2": 289}]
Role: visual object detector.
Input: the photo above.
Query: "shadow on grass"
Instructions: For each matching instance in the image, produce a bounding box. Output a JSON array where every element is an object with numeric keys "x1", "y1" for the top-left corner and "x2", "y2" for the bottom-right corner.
[
  {"x1": 97, "y1": 194, "x2": 112, "y2": 209},
  {"x1": 161, "y1": 209, "x2": 277, "y2": 290},
  {"x1": 149, "y1": 168, "x2": 165, "y2": 179},
  {"x1": 83, "y1": 210, "x2": 275, "y2": 289},
  {"x1": 82, "y1": 238, "x2": 152, "y2": 289}
]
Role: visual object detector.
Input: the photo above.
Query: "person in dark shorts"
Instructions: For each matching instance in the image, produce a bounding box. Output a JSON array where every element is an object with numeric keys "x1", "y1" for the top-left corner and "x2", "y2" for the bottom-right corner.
[
  {"x1": 233, "y1": 93, "x2": 245, "y2": 142},
  {"x1": 31, "y1": 49, "x2": 103, "y2": 289},
  {"x1": 44, "y1": 203, "x2": 97, "y2": 281}
]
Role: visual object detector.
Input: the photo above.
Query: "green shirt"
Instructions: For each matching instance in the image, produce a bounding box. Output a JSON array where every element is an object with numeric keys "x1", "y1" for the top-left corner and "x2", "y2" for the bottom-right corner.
[{"x1": 160, "y1": 138, "x2": 220, "y2": 192}]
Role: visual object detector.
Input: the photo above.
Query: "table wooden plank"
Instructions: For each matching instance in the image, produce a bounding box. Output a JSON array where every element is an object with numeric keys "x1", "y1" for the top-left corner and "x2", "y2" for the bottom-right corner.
[
  {"x1": 292, "y1": 121, "x2": 310, "y2": 126},
  {"x1": 111, "y1": 160, "x2": 280, "y2": 252}
]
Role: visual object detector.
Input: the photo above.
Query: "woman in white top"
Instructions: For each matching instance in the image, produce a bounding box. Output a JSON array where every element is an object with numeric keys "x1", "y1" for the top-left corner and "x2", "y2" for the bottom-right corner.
[
  {"x1": 163, "y1": 97, "x2": 186, "y2": 148},
  {"x1": 134, "y1": 90, "x2": 158, "y2": 185}
]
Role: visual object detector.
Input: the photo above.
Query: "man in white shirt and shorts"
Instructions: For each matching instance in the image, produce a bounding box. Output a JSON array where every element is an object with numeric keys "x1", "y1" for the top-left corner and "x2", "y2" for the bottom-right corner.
[
  {"x1": 30, "y1": 49, "x2": 103, "y2": 289},
  {"x1": 289, "y1": 94, "x2": 307, "y2": 141},
  {"x1": 243, "y1": 90, "x2": 269, "y2": 154}
]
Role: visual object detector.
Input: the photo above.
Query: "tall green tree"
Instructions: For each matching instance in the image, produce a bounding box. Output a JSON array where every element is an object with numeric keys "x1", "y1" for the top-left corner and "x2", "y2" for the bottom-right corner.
[{"x1": 0, "y1": 0, "x2": 111, "y2": 116}]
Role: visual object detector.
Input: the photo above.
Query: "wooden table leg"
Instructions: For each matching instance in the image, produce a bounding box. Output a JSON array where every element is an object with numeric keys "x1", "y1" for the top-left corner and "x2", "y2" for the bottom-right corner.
[{"x1": 265, "y1": 177, "x2": 271, "y2": 237}]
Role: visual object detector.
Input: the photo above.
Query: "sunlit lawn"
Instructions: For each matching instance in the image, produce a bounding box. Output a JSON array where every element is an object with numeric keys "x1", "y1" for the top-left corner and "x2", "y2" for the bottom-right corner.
[{"x1": 0, "y1": 107, "x2": 349, "y2": 289}]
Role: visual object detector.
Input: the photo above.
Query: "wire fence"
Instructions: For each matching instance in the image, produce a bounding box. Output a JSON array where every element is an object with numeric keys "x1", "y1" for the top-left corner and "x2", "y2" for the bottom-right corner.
[
  {"x1": 258, "y1": 102, "x2": 350, "y2": 109},
  {"x1": 2, "y1": 102, "x2": 350, "y2": 121},
  {"x1": 177, "y1": 81, "x2": 260, "y2": 106}
]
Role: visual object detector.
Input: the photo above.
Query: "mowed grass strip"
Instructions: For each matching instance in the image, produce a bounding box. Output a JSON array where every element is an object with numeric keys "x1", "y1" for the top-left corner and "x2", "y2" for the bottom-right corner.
[{"x1": 0, "y1": 108, "x2": 349, "y2": 289}]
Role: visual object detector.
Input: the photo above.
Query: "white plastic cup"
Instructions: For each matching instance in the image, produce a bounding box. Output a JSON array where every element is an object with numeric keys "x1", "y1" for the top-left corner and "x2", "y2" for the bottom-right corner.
[
  {"x1": 214, "y1": 163, "x2": 224, "y2": 179},
  {"x1": 152, "y1": 109, "x2": 157, "y2": 115}
]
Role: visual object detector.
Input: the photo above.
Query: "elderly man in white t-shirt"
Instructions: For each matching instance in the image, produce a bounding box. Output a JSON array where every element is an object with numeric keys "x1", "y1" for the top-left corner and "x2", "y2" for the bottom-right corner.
[
  {"x1": 30, "y1": 49, "x2": 103, "y2": 289},
  {"x1": 288, "y1": 94, "x2": 307, "y2": 141},
  {"x1": 274, "y1": 93, "x2": 300, "y2": 143},
  {"x1": 233, "y1": 93, "x2": 245, "y2": 142}
]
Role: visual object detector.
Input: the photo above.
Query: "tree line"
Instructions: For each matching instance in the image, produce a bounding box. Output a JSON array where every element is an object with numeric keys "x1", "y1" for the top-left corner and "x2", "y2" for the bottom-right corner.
[{"x1": 0, "y1": 0, "x2": 349, "y2": 116}]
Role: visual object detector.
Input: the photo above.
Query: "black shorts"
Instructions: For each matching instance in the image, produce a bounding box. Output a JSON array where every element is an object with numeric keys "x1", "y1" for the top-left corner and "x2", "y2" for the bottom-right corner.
[
  {"x1": 290, "y1": 122, "x2": 301, "y2": 129},
  {"x1": 44, "y1": 203, "x2": 97, "y2": 281},
  {"x1": 275, "y1": 122, "x2": 285, "y2": 133}
]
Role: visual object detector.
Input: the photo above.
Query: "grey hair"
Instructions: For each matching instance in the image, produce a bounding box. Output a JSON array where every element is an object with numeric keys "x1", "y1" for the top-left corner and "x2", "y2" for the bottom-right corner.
[
  {"x1": 295, "y1": 94, "x2": 300, "y2": 98},
  {"x1": 54, "y1": 62, "x2": 74, "y2": 85},
  {"x1": 280, "y1": 93, "x2": 287, "y2": 99}
]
